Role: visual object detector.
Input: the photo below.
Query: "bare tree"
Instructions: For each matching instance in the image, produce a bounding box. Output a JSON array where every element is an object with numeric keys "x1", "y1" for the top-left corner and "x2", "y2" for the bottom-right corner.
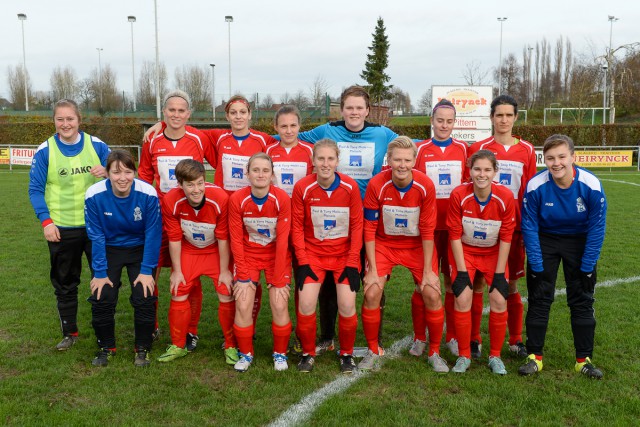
[
  {"x1": 7, "y1": 64, "x2": 32, "y2": 110},
  {"x1": 259, "y1": 94, "x2": 275, "y2": 110},
  {"x1": 309, "y1": 75, "x2": 329, "y2": 106},
  {"x1": 567, "y1": 55, "x2": 601, "y2": 123},
  {"x1": 50, "y1": 66, "x2": 79, "y2": 101},
  {"x1": 88, "y1": 64, "x2": 121, "y2": 113},
  {"x1": 417, "y1": 89, "x2": 432, "y2": 114},
  {"x1": 553, "y1": 36, "x2": 564, "y2": 99},
  {"x1": 291, "y1": 90, "x2": 310, "y2": 110},
  {"x1": 174, "y1": 64, "x2": 211, "y2": 111},
  {"x1": 462, "y1": 60, "x2": 489, "y2": 85},
  {"x1": 387, "y1": 87, "x2": 412, "y2": 114},
  {"x1": 137, "y1": 60, "x2": 167, "y2": 109},
  {"x1": 564, "y1": 39, "x2": 573, "y2": 99}
]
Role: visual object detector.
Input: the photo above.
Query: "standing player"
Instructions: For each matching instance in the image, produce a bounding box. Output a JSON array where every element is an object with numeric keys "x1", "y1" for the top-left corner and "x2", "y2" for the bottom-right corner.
[
  {"x1": 267, "y1": 105, "x2": 314, "y2": 197},
  {"x1": 447, "y1": 150, "x2": 516, "y2": 374},
  {"x1": 139, "y1": 90, "x2": 216, "y2": 350},
  {"x1": 467, "y1": 95, "x2": 535, "y2": 359},
  {"x1": 360, "y1": 137, "x2": 443, "y2": 372},
  {"x1": 85, "y1": 150, "x2": 161, "y2": 367},
  {"x1": 519, "y1": 135, "x2": 606, "y2": 379},
  {"x1": 410, "y1": 99, "x2": 469, "y2": 358},
  {"x1": 228, "y1": 153, "x2": 292, "y2": 372},
  {"x1": 296, "y1": 85, "x2": 398, "y2": 354},
  {"x1": 29, "y1": 99, "x2": 110, "y2": 350},
  {"x1": 157, "y1": 160, "x2": 238, "y2": 365},
  {"x1": 292, "y1": 139, "x2": 363, "y2": 374}
]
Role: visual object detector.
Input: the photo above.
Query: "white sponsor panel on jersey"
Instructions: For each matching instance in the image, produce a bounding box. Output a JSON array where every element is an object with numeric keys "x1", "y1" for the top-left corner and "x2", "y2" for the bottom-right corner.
[
  {"x1": 310, "y1": 206, "x2": 350, "y2": 240},
  {"x1": 243, "y1": 216, "x2": 277, "y2": 246},
  {"x1": 425, "y1": 161, "x2": 463, "y2": 199},
  {"x1": 157, "y1": 156, "x2": 192, "y2": 193},
  {"x1": 494, "y1": 160, "x2": 524, "y2": 199},
  {"x1": 274, "y1": 161, "x2": 308, "y2": 197},
  {"x1": 222, "y1": 153, "x2": 251, "y2": 191},
  {"x1": 461, "y1": 216, "x2": 502, "y2": 247},
  {"x1": 336, "y1": 142, "x2": 375, "y2": 180},
  {"x1": 181, "y1": 219, "x2": 216, "y2": 248},
  {"x1": 382, "y1": 205, "x2": 420, "y2": 236}
]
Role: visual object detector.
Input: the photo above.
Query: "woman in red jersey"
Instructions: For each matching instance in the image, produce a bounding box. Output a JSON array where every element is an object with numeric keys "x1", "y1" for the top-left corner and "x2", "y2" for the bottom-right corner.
[
  {"x1": 228, "y1": 153, "x2": 292, "y2": 372},
  {"x1": 291, "y1": 139, "x2": 363, "y2": 374},
  {"x1": 447, "y1": 150, "x2": 516, "y2": 375}
]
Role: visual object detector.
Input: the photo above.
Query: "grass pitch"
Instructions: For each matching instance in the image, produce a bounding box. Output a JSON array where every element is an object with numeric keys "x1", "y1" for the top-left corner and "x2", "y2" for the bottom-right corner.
[{"x1": 0, "y1": 171, "x2": 639, "y2": 426}]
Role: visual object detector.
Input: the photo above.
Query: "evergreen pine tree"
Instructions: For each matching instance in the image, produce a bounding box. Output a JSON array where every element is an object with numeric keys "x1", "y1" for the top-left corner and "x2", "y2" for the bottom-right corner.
[{"x1": 360, "y1": 17, "x2": 393, "y2": 106}]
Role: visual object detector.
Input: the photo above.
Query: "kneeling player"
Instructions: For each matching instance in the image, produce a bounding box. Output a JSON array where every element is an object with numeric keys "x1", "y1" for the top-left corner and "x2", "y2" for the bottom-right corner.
[
  {"x1": 157, "y1": 160, "x2": 237, "y2": 364},
  {"x1": 360, "y1": 136, "x2": 444, "y2": 372},
  {"x1": 447, "y1": 150, "x2": 515, "y2": 374},
  {"x1": 292, "y1": 139, "x2": 363, "y2": 374},
  {"x1": 229, "y1": 153, "x2": 292, "y2": 372}
]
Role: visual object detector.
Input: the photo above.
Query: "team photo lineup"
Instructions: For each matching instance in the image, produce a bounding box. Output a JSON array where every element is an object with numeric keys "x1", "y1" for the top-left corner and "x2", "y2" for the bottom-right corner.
[{"x1": 29, "y1": 84, "x2": 608, "y2": 379}]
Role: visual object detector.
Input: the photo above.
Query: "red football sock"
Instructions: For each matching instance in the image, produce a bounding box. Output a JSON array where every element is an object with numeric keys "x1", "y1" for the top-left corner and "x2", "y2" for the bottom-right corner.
[
  {"x1": 471, "y1": 292, "x2": 484, "y2": 343},
  {"x1": 444, "y1": 291, "x2": 456, "y2": 342},
  {"x1": 454, "y1": 309, "x2": 472, "y2": 358},
  {"x1": 576, "y1": 357, "x2": 586, "y2": 363},
  {"x1": 507, "y1": 292, "x2": 524, "y2": 345},
  {"x1": 168, "y1": 299, "x2": 190, "y2": 348},
  {"x1": 338, "y1": 314, "x2": 358, "y2": 355},
  {"x1": 489, "y1": 310, "x2": 508, "y2": 357},
  {"x1": 296, "y1": 312, "x2": 317, "y2": 356},
  {"x1": 411, "y1": 291, "x2": 427, "y2": 342},
  {"x1": 361, "y1": 306, "x2": 381, "y2": 354},
  {"x1": 188, "y1": 279, "x2": 203, "y2": 335},
  {"x1": 536, "y1": 354, "x2": 543, "y2": 361},
  {"x1": 233, "y1": 324, "x2": 254, "y2": 356},
  {"x1": 272, "y1": 321, "x2": 292, "y2": 355},
  {"x1": 426, "y1": 307, "x2": 445, "y2": 356},
  {"x1": 218, "y1": 300, "x2": 237, "y2": 348},
  {"x1": 252, "y1": 285, "x2": 263, "y2": 334}
]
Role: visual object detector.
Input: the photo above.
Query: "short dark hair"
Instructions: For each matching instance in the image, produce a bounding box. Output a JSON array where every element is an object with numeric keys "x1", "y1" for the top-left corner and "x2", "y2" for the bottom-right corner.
[
  {"x1": 106, "y1": 149, "x2": 136, "y2": 173},
  {"x1": 340, "y1": 85, "x2": 370, "y2": 110},
  {"x1": 543, "y1": 134, "x2": 575, "y2": 155},
  {"x1": 490, "y1": 95, "x2": 518, "y2": 116},
  {"x1": 432, "y1": 99, "x2": 457, "y2": 118},
  {"x1": 175, "y1": 159, "x2": 205, "y2": 184},
  {"x1": 468, "y1": 149, "x2": 498, "y2": 171},
  {"x1": 274, "y1": 104, "x2": 300, "y2": 125}
]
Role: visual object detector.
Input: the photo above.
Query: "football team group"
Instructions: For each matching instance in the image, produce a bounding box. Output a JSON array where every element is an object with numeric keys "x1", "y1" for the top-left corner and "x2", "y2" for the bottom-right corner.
[{"x1": 28, "y1": 85, "x2": 606, "y2": 379}]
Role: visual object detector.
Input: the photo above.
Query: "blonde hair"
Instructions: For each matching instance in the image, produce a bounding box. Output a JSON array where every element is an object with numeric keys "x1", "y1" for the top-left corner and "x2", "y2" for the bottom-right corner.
[
  {"x1": 312, "y1": 138, "x2": 340, "y2": 159},
  {"x1": 386, "y1": 135, "x2": 417, "y2": 159}
]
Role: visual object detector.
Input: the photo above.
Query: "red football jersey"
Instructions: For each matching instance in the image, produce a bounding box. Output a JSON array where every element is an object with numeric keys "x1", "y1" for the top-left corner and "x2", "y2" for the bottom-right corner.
[
  {"x1": 162, "y1": 183, "x2": 229, "y2": 255},
  {"x1": 291, "y1": 172, "x2": 363, "y2": 268},
  {"x1": 446, "y1": 182, "x2": 516, "y2": 255},
  {"x1": 228, "y1": 185, "x2": 291, "y2": 286},
  {"x1": 266, "y1": 140, "x2": 314, "y2": 197},
  {"x1": 207, "y1": 130, "x2": 277, "y2": 194},
  {"x1": 363, "y1": 169, "x2": 437, "y2": 249},
  {"x1": 415, "y1": 138, "x2": 469, "y2": 230},
  {"x1": 139, "y1": 129, "x2": 215, "y2": 197},
  {"x1": 468, "y1": 136, "x2": 536, "y2": 228}
]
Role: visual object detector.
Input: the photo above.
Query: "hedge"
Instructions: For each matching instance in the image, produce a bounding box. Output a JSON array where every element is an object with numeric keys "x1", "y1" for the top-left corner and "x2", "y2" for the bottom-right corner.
[{"x1": 1, "y1": 118, "x2": 639, "y2": 148}]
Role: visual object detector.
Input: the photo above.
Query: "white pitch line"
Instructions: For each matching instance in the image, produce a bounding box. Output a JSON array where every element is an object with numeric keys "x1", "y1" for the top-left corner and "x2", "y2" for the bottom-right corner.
[
  {"x1": 272, "y1": 275, "x2": 640, "y2": 426},
  {"x1": 268, "y1": 336, "x2": 413, "y2": 427},
  {"x1": 601, "y1": 178, "x2": 640, "y2": 187}
]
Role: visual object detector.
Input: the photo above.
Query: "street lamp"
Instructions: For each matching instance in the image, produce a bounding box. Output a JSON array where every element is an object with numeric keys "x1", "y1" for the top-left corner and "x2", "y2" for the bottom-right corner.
[
  {"x1": 225, "y1": 15, "x2": 233, "y2": 99},
  {"x1": 96, "y1": 48, "x2": 104, "y2": 110},
  {"x1": 602, "y1": 64, "x2": 608, "y2": 125},
  {"x1": 210, "y1": 64, "x2": 216, "y2": 122},
  {"x1": 154, "y1": 0, "x2": 161, "y2": 120},
  {"x1": 497, "y1": 17, "x2": 508, "y2": 96},
  {"x1": 606, "y1": 15, "x2": 619, "y2": 124},
  {"x1": 128, "y1": 16, "x2": 137, "y2": 112},
  {"x1": 17, "y1": 13, "x2": 29, "y2": 111}
]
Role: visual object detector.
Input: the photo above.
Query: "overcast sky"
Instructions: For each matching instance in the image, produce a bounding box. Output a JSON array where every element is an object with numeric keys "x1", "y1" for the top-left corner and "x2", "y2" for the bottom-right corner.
[{"x1": 1, "y1": 0, "x2": 637, "y2": 107}]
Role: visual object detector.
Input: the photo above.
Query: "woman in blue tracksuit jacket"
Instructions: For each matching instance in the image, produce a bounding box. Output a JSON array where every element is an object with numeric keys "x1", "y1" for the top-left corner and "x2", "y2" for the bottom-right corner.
[
  {"x1": 85, "y1": 149, "x2": 162, "y2": 368},
  {"x1": 519, "y1": 134, "x2": 607, "y2": 379}
]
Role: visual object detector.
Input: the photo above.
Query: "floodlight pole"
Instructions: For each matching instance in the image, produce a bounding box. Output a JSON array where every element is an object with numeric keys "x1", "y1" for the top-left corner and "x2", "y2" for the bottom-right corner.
[
  {"x1": 128, "y1": 16, "x2": 137, "y2": 112},
  {"x1": 17, "y1": 13, "x2": 29, "y2": 111},
  {"x1": 497, "y1": 17, "x2": 507, "y2": 95}
]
